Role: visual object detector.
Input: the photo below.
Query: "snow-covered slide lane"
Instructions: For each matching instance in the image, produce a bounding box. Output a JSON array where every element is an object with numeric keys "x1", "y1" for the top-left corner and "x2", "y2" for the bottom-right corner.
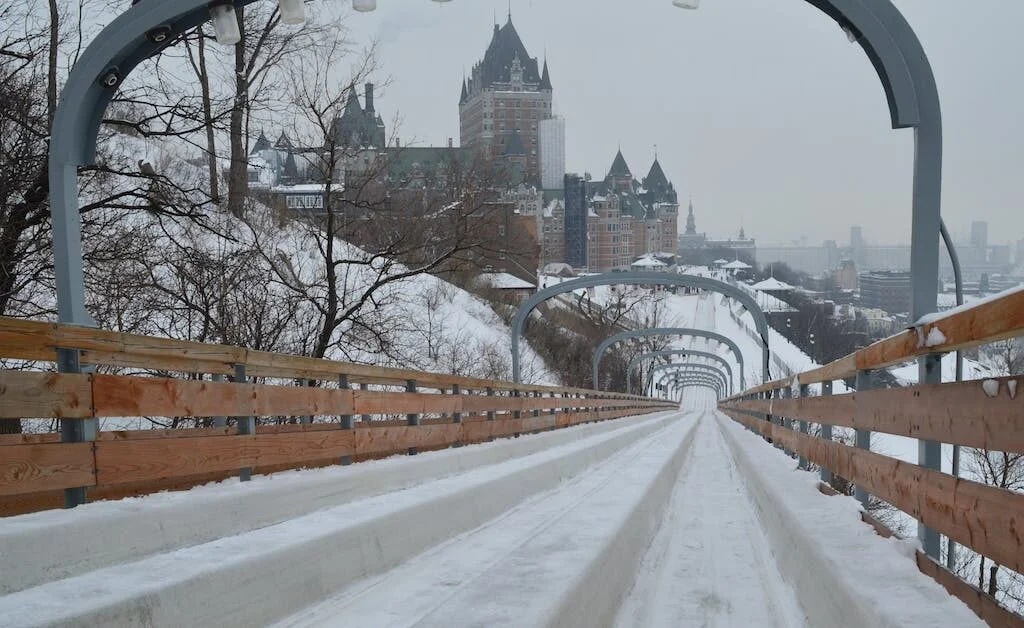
[
  {"x1": 0, "y1": 411, "x2": 681, "y2": 628},
  {"x1": 276, "y1": 412, "x2": 701, "y2": 628},
  {"x1": 0, "y1": 411, "x2": 675, "y2": 596},
  {"x1": 616, "y1": 411, "x2": 806, "y2": 628}
]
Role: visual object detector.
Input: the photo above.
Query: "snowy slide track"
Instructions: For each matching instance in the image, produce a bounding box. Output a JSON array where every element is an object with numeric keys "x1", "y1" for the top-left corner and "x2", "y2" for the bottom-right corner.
[{"x1": 0, "y1": 411, "x2": 680, "y2": 628}]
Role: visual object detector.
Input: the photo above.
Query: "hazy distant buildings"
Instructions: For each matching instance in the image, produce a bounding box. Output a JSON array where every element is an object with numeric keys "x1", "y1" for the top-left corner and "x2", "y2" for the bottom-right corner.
[
  {"x1": 459, "y1": 16, "x2": 553, "y2": 185},
  {"x1": 970, "y1": 220, "x2": 989, "y2": 250},
  {"x1": 677, "y1": 201, "x2": 756, "y2": 265},
  {"x1": 538, "y1": 118, "x2": 566, "y2": 190}
]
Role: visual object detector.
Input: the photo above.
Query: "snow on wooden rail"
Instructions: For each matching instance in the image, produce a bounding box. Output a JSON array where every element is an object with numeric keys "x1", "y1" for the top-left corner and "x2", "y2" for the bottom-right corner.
[
  {"x1": 732, "y1": 286, "x2": 1024, "y2": 397},
  {"x1": 718, "y1": 287, "x2": 1024, "y2": 625},
  {"x1": 0, "y1": 317, "x2": 673, "y2": 515}
]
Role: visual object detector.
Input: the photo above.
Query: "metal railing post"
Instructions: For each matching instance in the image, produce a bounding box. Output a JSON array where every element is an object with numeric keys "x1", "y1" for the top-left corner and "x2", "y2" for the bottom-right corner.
[
  {"x1": 819, "y1": 381, "x2": 833, "y2": 484},
  {"x1": 486, "y1": 387, "x2": 495, "y2": 422},
  {"x1": 406, "y1": 379, "x2": 419, "y2": 455},
  {"x1": 300, "y1": 378, "x2": 313, "y2": 425},
  {"x1": 798, "y1": 383, "x2": 809, "y2": 470},
  {"x1": 854, "y1": 369, "x2": 873, "y2": 508},
  {"x1": 58, "y1": 348, "x2": 95, "y2": 508},
  {"x1": 211, "y1": 373, "x2": 227, "y2": 428},
  {"x1": 451, "y1": 384, "x2": 462, "y2": 424},
  {"x1": 360, "y1": 382, "x2": 370, "y2": 424},
  {"x1": 339, "y1": 375, "x2": 353, "y2": 466},
  {"x1": 234, "y1": 364, "x2": 255, "y2": 482}
]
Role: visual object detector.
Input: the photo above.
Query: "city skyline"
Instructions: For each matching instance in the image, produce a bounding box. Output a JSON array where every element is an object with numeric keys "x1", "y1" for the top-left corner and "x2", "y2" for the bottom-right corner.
[{"x1": 351, "y1": 0, "x2": 1024, "y2": 246}]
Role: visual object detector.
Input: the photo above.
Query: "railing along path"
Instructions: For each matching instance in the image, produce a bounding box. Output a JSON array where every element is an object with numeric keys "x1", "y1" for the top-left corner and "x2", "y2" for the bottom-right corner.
[
  {"x1": 719, "y1": 287, "x2": 1024, "y2": 628},
  {"x1": 0, "y1": 317, "x2": 673, "y2": 515}
]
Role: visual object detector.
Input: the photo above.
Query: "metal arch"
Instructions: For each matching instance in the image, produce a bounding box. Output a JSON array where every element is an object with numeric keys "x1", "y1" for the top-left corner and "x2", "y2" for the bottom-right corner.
[
  {"x1": 512, "y1": 273, "x2": 771, "y2": 384},
  {"x1": 668, "y1": 378, "x2": 723, "y2": 403},
  {"x1": 645, "y1": 361, "x2": 730, "y2": 397},
  {"x1": 647, "y1": 363, "x2": 729, "y2": 397},
  {"x1": 653, "y1": 375, "x2": 722, "y2": 399},
  {"x1": 658, "y1": 374, "x2": 724, "y2": 400},
  {"x1": 628, "y1": 349, "x2": 733, "y2": 396},
  {"x1": 594, "y1": 328, "x2": 747, "y2": 392},
  {"x1": 46, "y1": 0, "x2": 945, "y2": 554},
  {"x1": 656, "y1": 370, "x2": 725, "y2": 395}
]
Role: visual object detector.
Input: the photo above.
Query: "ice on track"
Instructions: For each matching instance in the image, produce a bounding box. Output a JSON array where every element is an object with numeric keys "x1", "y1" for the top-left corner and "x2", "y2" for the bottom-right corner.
[{"x1": 616, "y1": 412, "x2": 806, "y2": 628}]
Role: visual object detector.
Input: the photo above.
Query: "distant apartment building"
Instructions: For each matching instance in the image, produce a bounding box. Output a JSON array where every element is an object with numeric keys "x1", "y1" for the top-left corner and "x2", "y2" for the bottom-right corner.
[
  {"x1": 859, "y1": 271, "x2": 912, "y2": 315},
  {"x1": 563, "y1": 174, "x2": 588, "y2": 268}
]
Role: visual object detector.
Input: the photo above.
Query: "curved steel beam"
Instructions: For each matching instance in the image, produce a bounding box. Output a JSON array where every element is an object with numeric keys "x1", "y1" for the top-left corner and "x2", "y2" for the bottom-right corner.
[
  {"x1": 511, "y1": 273, "x2": 770, "y2": 385},
  {"x1": 595, "y1": 327, "x2": 747, "y2": 392},
  {"x1": 645, "y1": 361, "x2": 730, "y2": 397},
  {"x1": 628, "y1": 349, "x2": 733, "y2": 395}
]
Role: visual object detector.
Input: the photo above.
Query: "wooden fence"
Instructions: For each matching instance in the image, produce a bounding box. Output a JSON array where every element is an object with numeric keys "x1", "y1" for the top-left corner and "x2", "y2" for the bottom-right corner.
[
  {"x1": 0, "y1": 317, "x2": 674, "y2": 515},
  {"x1": 719, "y1": 287, "x2": 1024, "y2": 627}
]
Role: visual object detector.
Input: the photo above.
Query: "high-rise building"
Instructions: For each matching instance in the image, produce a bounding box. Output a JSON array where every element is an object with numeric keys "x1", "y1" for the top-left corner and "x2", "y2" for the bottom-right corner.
[
  {"x1": 970, "y1": 220, "x2": 989, "y2": 250},
  {"x1": 564, "y1": 174, "x2": 588, "y2": 268},
  {"x1": 538, "y1": 118, "x2": 566, "y2": 190},
  {"x1": 459, "y1": 16, "x2": 553, "y2": 185}
]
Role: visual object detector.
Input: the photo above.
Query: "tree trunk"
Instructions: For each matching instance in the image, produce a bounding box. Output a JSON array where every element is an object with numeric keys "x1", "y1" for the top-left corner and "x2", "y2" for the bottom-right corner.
[
  {"x1": 47, "y1": 0, "x2": 58, "y2": 125},
  {"x1": 196, "y1": 26, "x2": 220, "y2": 204},
  {"x1": 227, "y1": 6, "x2": 248, "y2": 218}
]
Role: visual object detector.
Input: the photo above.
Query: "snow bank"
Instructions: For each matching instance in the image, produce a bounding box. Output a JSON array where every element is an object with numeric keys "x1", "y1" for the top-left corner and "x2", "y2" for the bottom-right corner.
[
  {"x1": 715, "y1": 412, "x2": 983, "y2": 627},
  {"x1": 0, "y1": 412, "x2": 679, "y2": 627}
]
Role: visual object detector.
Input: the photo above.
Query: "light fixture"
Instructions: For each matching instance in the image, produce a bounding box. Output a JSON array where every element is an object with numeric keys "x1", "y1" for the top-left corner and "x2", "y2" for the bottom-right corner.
[
  {"x1": 209, "y1": 2, "x2": 241, "y2": 46},
  {"x1": 672, "y1": 0, "x2": 700, "y2": 8},
  {"x1": 278, "y1": 0, "x2": 306, "y2": 24},
  {"x1": 353, "y1": 0, "x2": 376, "y2": 11}
]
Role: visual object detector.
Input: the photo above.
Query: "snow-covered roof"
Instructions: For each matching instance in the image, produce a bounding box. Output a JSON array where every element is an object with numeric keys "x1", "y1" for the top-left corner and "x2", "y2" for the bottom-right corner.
[
  {"x1": 751, "y1": 277, "x2": 795, "y2": 291},
  {"x1": 477, "y1": 272, "x2": 535, "y2": 290},
  {"x1": 713, "y1": 259, "x2": 729, "y2": 265},
  {"x1": 723, "y1": 260, "x2": 752, "y2": 270},
  {"x1": 631, "y1": 256, "x2": 667, "y2": 268}
]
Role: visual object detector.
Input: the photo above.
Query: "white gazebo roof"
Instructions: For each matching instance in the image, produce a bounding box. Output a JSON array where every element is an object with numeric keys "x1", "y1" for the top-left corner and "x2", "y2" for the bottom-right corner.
[
  {"x1": 631, "y1": 256, "x2": 668, "y2": 268},
  {"x1": 723, "y1": 260, "x2": 752, "y2": 270},
  {"x1": 751, "y1": 277, "x2": 795, "y2": 291},
  {"x1": 713, "y1": 259, "x2": 729, "y2": 265}
]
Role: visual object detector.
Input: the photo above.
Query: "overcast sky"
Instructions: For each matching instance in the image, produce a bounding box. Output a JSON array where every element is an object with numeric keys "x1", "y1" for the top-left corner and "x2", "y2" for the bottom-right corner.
[{"x1": 347, "y1": 0, "x2": 1024, "y2": 247}]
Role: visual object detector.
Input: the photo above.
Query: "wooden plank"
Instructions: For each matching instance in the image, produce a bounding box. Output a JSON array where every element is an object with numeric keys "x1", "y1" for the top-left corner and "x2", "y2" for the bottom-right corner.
[
  {"x1": 725, "y1": 375, "x2": 1024, "y2": 452},
  {"x1": 354, "y1": 424, "x2": 461, "y2": 456},
  {"x1": 722, "y1": 409, "x2": 1024, "y2": 573},
  {"x1": 0, "y1": 432, "x2": 61, "y2": 446},
  {"x1": 0, "y1": 372, "x2": 93, "y2": 419},
  {"x1": 92, "y1": 375, "x2": 355, "y2": 418},
  {"x1": 352, "y1": 390, "x2": 460, "y2": 416},
  {"x1": 915, "y1": 552, "x2": 1024, "y2": 628},
  {"x1": 0, "y1": 443, "x2": 95, "y2": 495},
  {"x1": 94, "y1": 431, "x2": 356, "y2": 485},
  {"x1": 80, "y1": 350, "x2": 235, "y2": 376}
]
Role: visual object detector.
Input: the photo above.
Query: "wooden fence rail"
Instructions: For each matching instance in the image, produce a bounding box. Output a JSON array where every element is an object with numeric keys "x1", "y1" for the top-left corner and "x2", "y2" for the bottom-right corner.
[
  {"x1": 0, "y1": 317, "x2": 673, "y2": 514},
  {"x1": 718, "y1": 287, "x2": 1024, "y2": 626}
]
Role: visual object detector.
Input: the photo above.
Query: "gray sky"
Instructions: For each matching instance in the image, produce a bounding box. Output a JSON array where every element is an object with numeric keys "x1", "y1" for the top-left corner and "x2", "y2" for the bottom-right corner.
[{"x1": 349, "y1": 0, "x2": 1024, "y2": 247}]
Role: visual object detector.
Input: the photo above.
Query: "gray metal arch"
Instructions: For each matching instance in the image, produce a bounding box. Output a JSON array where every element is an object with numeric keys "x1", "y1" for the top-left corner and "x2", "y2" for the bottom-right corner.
[
  {"x1": 653, "y1": 376, "x2": 722, "y2": 399},
  {"x1": 628, "y1": 349, "x2": 733, "y2": 396},
  {"x1": 657, "y1": 374, "x2": 724, "y2": 400},
  {"x1": 667, "y1": 377, "x2": 723, "y2": 401},
  {"x1": 594, "y1": 328, "x2": 748, "y2": 392},
  {"x1": 647, "y1": 363, "x2": 729, "y2": 397},
  {"x1": 513, "y1": 273, "x2": 770, "y2": 384},
  {"x1": 645, "y1": 362, "x2": 730, "y2": 397}
]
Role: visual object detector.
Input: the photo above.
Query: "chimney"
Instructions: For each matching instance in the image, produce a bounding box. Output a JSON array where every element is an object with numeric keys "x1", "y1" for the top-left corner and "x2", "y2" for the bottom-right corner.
[{"x1": 365, "y1": 82, "x2": 374, "y2": 113}]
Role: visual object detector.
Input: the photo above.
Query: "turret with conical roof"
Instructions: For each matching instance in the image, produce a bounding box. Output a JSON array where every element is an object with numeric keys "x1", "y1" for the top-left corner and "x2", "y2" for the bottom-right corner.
[
  {"x1": 540, "y1": 59, "x2": 552, "y2": 91},
  {"x1": 608, "y1": 149, "x2": 632, "y2": 179}
]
